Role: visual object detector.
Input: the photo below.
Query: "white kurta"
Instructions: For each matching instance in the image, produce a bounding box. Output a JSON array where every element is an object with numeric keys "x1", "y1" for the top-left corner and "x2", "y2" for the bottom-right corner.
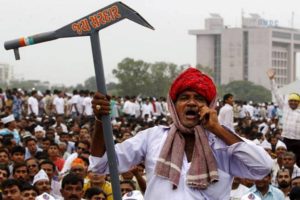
[
  {"x1": 89, "y1": 126, "x2": 273, "y2": 200},
  {"x1": 218, "y1": 104, "x2": 234, "y2": 130}
]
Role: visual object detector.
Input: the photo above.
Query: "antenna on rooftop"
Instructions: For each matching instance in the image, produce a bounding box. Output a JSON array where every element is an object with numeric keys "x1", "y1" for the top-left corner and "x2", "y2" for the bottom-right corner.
[
  {"x1": 241, "y1": 9, "x2": 244, "y2": 27},
  {"x1": 291, "y1": 11, "x2": 295, "y2": 28},
  {"x1": 210, "y1": 13, "x2": 221, "y2": 18}
]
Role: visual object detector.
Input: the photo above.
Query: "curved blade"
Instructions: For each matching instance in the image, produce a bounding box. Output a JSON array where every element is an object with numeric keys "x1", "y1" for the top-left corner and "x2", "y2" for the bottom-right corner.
[{"x1": 56, "y1": 1, "x2": 154, "y2": 38}]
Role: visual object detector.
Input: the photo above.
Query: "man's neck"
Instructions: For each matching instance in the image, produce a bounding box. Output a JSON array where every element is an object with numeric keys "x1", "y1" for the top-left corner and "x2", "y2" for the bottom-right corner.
[
  {"x1": 231, "y1": 182, "x2": 240, "y2": 190},
  {"x1": 7, "y1": 127, "x2": 14, "y2": 131},
  {"x1": 288, "y1": 168, "x2": 294, "y2": 175},
  {"x1": 276, "y1": 158, "x2": 283, "y2": 168},
  {"x1": 50, "y1": 155, "x2": 59, "y2": 161},
  {"x1": 30, "y1": 150, "x2": 37, "y2": 155},
  {"x1": 257, "y1": 185, "x2": 269, "y2": 196},
  {"x1": 183, "y1": 134, "x2": 195, "y2": 162},
  {"x1": 279, "y1": 186, "x2": 291, "y2": 196}
]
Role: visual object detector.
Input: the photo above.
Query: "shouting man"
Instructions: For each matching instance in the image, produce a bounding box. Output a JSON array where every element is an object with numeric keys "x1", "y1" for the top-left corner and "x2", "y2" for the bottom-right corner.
[{"x1": 90, "y1": 68, "x2": 273, "y2": 199}]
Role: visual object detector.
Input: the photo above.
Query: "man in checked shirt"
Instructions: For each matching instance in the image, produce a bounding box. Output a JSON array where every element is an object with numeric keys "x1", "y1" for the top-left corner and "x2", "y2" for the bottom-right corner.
[{"x1": 267, "y1": 68, "x2": 300, "y2": 167}]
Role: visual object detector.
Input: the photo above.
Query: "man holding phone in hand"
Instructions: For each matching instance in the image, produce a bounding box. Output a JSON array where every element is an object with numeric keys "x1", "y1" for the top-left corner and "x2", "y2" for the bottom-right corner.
[{"x1": 89, "y1": 67, "x2": 273, "y2": 199}]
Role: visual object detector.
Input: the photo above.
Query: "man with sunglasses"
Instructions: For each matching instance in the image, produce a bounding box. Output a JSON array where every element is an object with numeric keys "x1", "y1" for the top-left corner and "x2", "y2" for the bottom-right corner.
[{"x1": 61, "y1": 140, "x2": 90, "y2": 175}]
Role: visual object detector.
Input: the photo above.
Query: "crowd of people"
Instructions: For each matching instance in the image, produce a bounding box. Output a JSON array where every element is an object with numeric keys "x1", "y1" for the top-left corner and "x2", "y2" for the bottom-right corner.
[{"x1": 0, "y1": 68, "x2": 299, "y2": 200}]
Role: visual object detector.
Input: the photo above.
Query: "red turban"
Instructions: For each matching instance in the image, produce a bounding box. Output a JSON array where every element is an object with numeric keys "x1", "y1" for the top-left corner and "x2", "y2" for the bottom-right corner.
[{"x1": 169, "y1": 68, "x2": 216, "y2": 103}]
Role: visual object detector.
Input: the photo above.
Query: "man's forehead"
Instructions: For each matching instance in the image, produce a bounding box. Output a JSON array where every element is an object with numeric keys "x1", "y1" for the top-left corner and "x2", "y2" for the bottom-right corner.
[
  {"x1": 176, "y1": 90, "x2": 207, "y2": 100},
  {"x1": 41, "y1": 163, "x2": 52, "y2": 168},
  {"x1": 179, "y1": 90, "x2": 200, "y2": 95},
  {"x1": 16, "y1": 166, "x2": 27, "y2": 170},
  {"x1": 121, "y1": 183, "x2": 133, "y2": 188},
  {"x1": 177, "y1": 90, "x2": 204, "y2": 97},
  {"x1": 278, "y1": 171, "x2": 290, "y2": 176},
  {"x1": 283, "y1": 156, "x2": 294, "y2": 159},
  {"x1": 293, "y1": 177, "x2": 300, "y2": 182},
  {"x1": 4, "y1": 185, "x2": 19, "y2": 190},
  {"x1": 36, "y1": 180, "x2": 50, "y2": 184},
  {"x1": 72, "y1": 166, "x2": 84, "y2": 170},
  {"x1": 78, "y1": 144, "x2": 87, "y2": 147},
  {"x1": 23, "y1": 190, "x2": 36, "y2": 193},
  {"x1": 64, "y1": 182, "x2": 82, "y2": 187}
]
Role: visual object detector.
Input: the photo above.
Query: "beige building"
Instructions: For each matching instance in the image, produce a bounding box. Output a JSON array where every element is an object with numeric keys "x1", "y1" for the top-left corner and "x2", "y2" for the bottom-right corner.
[
  {"x1": 189, "y1": 14, "x2": 300, "y2": 88},
  {"x1": 0, "y1": 63, "x2": 13, "y2": 83}
]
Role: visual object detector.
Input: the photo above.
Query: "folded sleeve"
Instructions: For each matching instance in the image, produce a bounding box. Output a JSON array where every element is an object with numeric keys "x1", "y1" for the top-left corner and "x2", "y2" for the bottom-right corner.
[
  {"x1": 213, "y1": 137, "x2": 273, "y2": 180},
  {"x1": 89, "y1": 130, "x2": 148, "y2": 174},
  {"x1": 228, "y1": 141, "x2": 273, "y2": 179},
  {"x1": 89, "y1": 153, "x2": 109, "y2": 174}
]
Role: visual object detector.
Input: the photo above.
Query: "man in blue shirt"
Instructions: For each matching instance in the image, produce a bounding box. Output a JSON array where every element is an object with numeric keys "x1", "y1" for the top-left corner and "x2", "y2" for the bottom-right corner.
[
  {"x1": 0, "y1": 115, "x2": 20, "y2": 144},
  {"x1": 247, "y1": 172, "x2": 285, "y2": 200}
]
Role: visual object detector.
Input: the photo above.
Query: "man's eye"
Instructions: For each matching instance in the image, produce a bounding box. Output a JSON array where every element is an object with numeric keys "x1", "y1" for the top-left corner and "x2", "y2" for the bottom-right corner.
[
  {"x1": 195, "y1": 96, "x2": 205, "y2": 102},
  {"x1": 178, "y1": 95, "x2": 187, "y2": 100}
]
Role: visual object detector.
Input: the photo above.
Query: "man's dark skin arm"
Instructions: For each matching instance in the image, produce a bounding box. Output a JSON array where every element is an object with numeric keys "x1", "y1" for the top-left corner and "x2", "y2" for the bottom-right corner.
[
  {"x1": 91, "y1": 92, "x2": 111, "y2": 157},
  {"x1": 73, "y1": 103, "x2": 79, "y2": 115},
  {"x1": 131, "y1": 166, "x2": 147, "y2": 193},
  {"x1": 184, "y1": 105, "x2": 242, "y2": 162},
  {"x1": 199, "y1": 105, "x2": 242, "y2": 145}
]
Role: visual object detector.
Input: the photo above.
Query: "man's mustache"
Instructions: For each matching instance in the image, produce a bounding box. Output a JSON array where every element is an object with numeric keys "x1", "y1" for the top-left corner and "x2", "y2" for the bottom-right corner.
[{"x1": 68, "y1": 195, "x2": 80, "y2": 200}]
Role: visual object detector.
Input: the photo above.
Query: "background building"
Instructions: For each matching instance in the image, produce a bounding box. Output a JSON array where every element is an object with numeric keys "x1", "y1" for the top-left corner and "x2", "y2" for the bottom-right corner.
[
  {"x1": 0, "y1": 63, "x2": 13, "y2": 84},
  {"x1": 189, "y1": 14, "x2": 300, "y2": 88}
]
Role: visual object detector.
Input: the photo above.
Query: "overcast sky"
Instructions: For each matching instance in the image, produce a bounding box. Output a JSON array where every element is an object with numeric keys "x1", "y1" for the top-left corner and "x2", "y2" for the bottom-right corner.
[{"x1": 1, "y1": 0, "x2": 300, "y2": 86}]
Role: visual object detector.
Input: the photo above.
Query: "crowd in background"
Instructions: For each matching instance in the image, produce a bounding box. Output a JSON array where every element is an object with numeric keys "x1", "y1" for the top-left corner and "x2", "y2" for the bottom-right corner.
[{"x1": 0, "y1": 86, "x2": 299, "y2": 200}]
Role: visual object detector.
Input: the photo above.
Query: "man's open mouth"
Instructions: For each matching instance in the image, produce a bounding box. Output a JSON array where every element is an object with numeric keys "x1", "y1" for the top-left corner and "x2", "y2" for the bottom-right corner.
[{"x1": 185, "y1": 109, "x2": 199, "y2": 119}]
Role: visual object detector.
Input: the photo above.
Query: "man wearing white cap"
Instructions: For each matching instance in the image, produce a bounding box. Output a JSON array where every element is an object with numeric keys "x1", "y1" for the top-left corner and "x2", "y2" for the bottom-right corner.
[
  {"x1": 259, "y1": 140, "x2": 273, "y2": 157},
  {"x1": 268, "y1": 69, "x2": 300, "y2": 167},
  {"x1": 32, "y1": 169, "x2": 59, "y2": 199},
  {"x1": 34, "y1": 125, "x2": 45, "y2": 148},
  {"x1": 271, "y1": 140, "x2": 287, "y2": 186},
  {"x1": 0, "y1": 114, "x2": 20, "y2": 144},
  {"x1": 33, "y1": 169, "x2": 51, "y2": 195}
]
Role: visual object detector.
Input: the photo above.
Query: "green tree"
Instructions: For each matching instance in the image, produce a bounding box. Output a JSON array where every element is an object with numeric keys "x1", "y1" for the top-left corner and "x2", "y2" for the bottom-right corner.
[
  {"x1": 112, "y1": 58, "x2": 181, "y2": 97},
  {"x1": 84, "y1": 76, "x2": 97, "y2": 91},
  {"x1": 74, "y1": 83, "x2": 85, "y2": 91},
  {"x1": 195, "y1": 64, "x2": 214, "y2": 77},
  {"x1": 2, "y1": 80, "x2": 50, "y2": 92},
  {"x1": 112, "y1": 58, "x2": 151, "y2": 96},
  {"x1": 219, "y1": 80, "x2": 271, "y2": 103},
  {"x1": 106, "y1": 82, "x2": 119, "y2": 95},
  {"x1": 147, "y1": 62, "x2": 179, "y2": 97}
]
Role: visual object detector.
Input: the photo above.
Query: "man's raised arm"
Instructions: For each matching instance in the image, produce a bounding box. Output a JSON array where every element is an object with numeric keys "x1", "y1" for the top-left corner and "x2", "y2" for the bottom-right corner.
[
  {"x1": 91, "y1": 92, "x2": 110, "y2": 157},
  {"x1": 267, "y1": 68, "x2": 284, "y2": 109}
]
